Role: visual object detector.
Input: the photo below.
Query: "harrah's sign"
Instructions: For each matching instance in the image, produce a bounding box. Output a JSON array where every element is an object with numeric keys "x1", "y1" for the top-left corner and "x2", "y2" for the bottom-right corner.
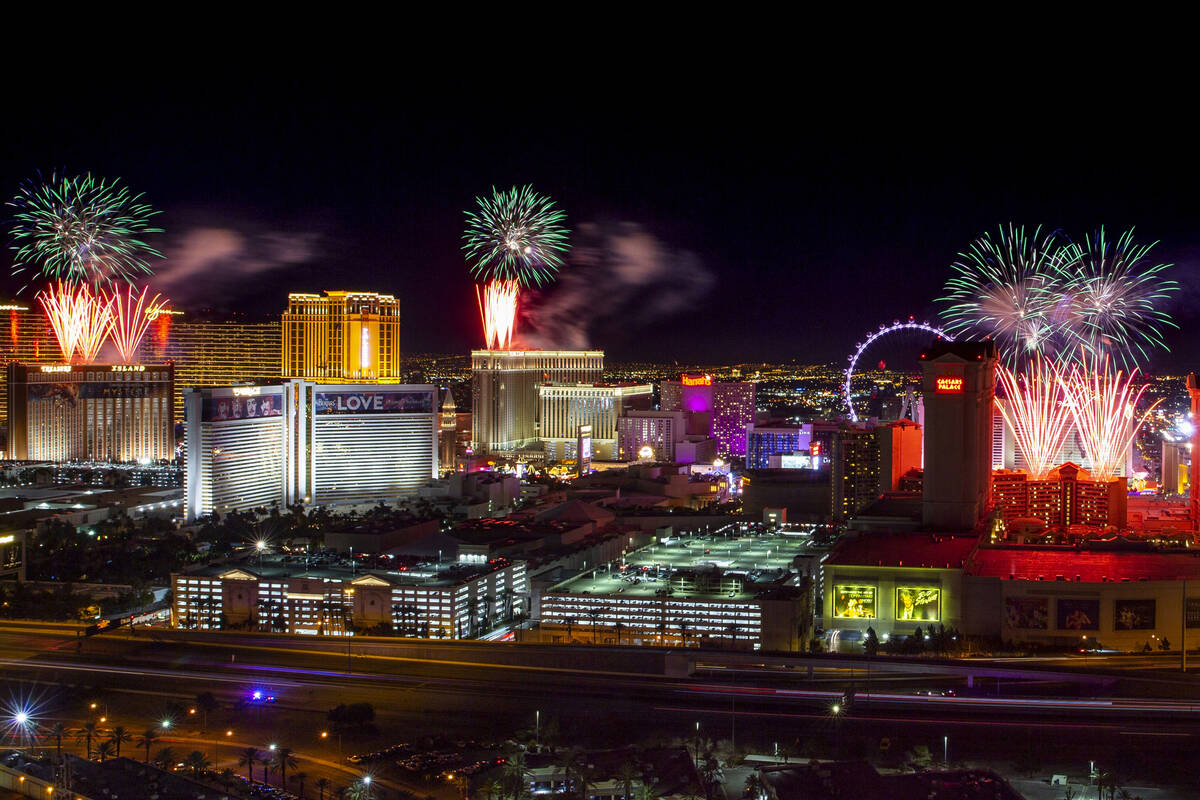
[
  {"x1": 935, "y1": 375, "x2": 964, "y2": 393},
  {"x1": 681, "y1": 374, "x2": 712, "y2": 387}
]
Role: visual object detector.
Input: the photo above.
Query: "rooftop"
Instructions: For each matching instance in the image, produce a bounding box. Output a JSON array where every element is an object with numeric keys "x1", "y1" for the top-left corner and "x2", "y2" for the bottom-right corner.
[
  {"x1": 549, "y1": 524, "x2": 823, "y2": 600},
  {"x1": 967, "y1": 545, "x2": 1200, "y2": 582},
  {"x1": 824, "y1": 532, "x2": 980, "y2": 569},
  {"x1": 182, "y1": 552, "x2": 515, "y2": 588}
]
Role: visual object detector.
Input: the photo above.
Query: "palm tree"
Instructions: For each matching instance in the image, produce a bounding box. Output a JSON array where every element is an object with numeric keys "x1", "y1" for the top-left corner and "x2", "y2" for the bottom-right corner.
[
  {"x1": 273, "y1": 746, "x2": 298, "y2": 787},
  {"x1": 293, "y1": 770, "x2": 309, "y2": 799},
  {"x1": 744, "y1": 774, "x2": 766, "y2": 800},
  {"x1": 502, "y1": 749, "x2": 528, "y2": 800},
  {"x1": 137, "y1": 728, "x2": 162, "y2": 763},
  {"x1": 49, "y1": 721, "x2": 68, "y2": 763},
  {"x1": 587, "y1": 609, "x2": 603, "y2": 644},
  {"x1": 185, "y1": 750, "x2": 211, "y2": 776},
  {"x1": 614, "y1": 620, "x2": 626, "y2": 646},
  {"x1": 76, "y1": 721, "x2": 99, "y2": 759},
  {"x1": 616, "y1": 760, "x2": 640, "y2": 800},
  {"x1": 154, "y1": 746, "x2": 176, "y2": 769},
  {"x1": 96, "y1": 740, "x2": 115, "y2": 763},
  {"x1": 563, "y1": 616, "x2": 578, "y2": 643},
  {"x1": 316, "y1": 776, "x2": 332, "y2": 800},
  {"x1": 260, "y1": 753, "x2": 275, "y2": 785},
  {"x1": 239, "y1": 747, "x2": 260, "y2": 782},
  {"x1": 555, "y1": 747, "x2": 585, "y2": 800},
  {"x1": 109, "y1": 725, "x2": 132, "y2": 758},
  {"x1": 219, "y1": 767, "x2": 236, "y2": 795}
]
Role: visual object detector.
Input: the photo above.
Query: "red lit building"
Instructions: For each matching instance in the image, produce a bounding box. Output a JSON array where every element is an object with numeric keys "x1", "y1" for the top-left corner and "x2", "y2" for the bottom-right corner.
[{"x1": 991, "y1": 463, "x2": 1127, "y2": 529}]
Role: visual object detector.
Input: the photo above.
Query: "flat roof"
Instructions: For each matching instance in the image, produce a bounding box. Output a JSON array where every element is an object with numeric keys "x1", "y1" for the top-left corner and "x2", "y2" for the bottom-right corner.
[
  {"x1": 966, "y1": 545, "x2": 1200, "y2": 582},
  {"x1": 180, "y1": 554, "x2": 516, "y2": 588},
  {"x1": 548, "y1": 526, "x2": 823, "y2": 600},
  {"x1": 824, "y1": 532, "x2": 979, "y2": 569}
]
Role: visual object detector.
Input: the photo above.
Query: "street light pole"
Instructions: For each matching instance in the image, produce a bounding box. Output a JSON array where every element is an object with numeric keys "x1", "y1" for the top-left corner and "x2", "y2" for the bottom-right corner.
[{"x1": 535, "y1": 710, "x2": 540, "y2": 751}]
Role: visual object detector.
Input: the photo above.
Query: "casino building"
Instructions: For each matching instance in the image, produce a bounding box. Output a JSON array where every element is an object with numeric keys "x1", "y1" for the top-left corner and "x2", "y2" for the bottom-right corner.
[
  {"x1": 6, "y1": 363, "x2": 174, "y2": 462},
  {"x1": 184, "y1": 381, "x2": 438, "y2": 519},
  {"x1": 283, "y1": 291, "x2": 402, "y2": 383}
]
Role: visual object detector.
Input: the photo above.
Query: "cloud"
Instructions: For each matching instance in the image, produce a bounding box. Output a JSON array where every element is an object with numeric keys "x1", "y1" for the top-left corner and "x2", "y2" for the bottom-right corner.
[
  {"x1": 153, "y1": 227, "x2": 319, "y2": 301},
  {"x1": 521, "y1": 222, "x2": 714, "y2": 349}
]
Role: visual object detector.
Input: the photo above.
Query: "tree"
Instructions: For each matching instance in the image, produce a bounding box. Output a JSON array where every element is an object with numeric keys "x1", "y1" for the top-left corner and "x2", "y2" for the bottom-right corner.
[
  {"x1": 273, "y1": 746, "x2": 298, "y2": 787},
  {"x1": 109, "y1": 725, "x2": 132, "y2": 758},
  {"x1": 195, "y1": 691, "x2": 220, "y2": 730},
  {"x1": 154, "y1": 747, "x2": 176, "y2": 769},
  {"x1": 137, "y1": 728, "x2": 162, "y2": 763},
  {"x1": 911, "y1": 626, "x2": 925, "y2": 654},
  {"x1": 219, "y1": 768, "x2": 236, "y2": 795},
  {"x1": 502, "y1": 749, "x2": 528, "y2": 800},
  {"x1": 316, "y1": 777, "x2": 332, "y2": 800},
  {"x1": 76, "y1": 721, "x2": 100, "y2": 759},
  {"x1": 744, "y1": 773, "x2": 766, "y2": 799},
  {"x1": 699, "y1": 754, "x2": 724, "y2": 799},
  {"x1": 185, "y1": 750, "x2": 211, "y2": 776},
  {"x1": 239, "y1": 747, "x2": 260, "y2": 782},
  {"x1": 864, "y1": 627, "x2": 879, "y2": 656},
  {"x1": 96, "y1": 740, "x2": 115, "y2": 762},
  {"x1": 327, "y1": 702, "x2": 375, "y2": 733},
  {"x1": 49, "y1": 722, "x2": 68, "y2": 763},
  {"x1": 616, "y1": 760, "x2": 640, "y2": 800},
  {"x1": 293, "y1": 770, "x2": 309, "y2": 799}
]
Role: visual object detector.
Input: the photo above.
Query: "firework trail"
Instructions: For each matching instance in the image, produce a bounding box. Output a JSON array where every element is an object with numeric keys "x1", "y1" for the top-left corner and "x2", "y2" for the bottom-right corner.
[
  {"x1": 476, "y1": 280, "x2": 518, "y2": 349},
  {"x1": 8, "y1": 172, "x2": 163, "y2": 290},
  {"x1": 463, "y1": 186, "x2": 569, "y2": 286},
  {"x1": 37, "y1": 282, "x2": 112, "y2": 362},
  {"x1": 107, "y1": 285, "x2": 169, "y2": 363},
  {"x1": 995, "y1": 356, "x2": 1074, "y2": 480},
  {"x1": 1059, "y1": 352, "x2": 1160, "y2": 481}
]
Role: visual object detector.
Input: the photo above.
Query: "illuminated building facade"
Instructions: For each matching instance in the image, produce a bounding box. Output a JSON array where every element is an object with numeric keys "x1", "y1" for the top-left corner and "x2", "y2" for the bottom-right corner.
[
  {"x1": 184, "y1": 381, "x2": 437, "y2": 520},
  {"x1": 539, "y1": 383, "x2": 653, "y2": 461},
  {"x1": 135, "y1": 313, "x2": 282, "y2": 421},
  {"x1": 171, "y1": 558, "x2": 525, "y2": 639},
  {"x1": 283, "y1": 291, "x2": 402, "y2": 383},
  {"x1": 439, "y1": 388, "x2": 458, "y2": 469},
  {"x1": 746, "y1": 423, "x2": 818, "y2": 470},
  {"x1": 921, "y1": 340, "x2": 996, "y2": 530},
  {"x1": 616, "y1": 411, "x2": 687, "y2": 462},
  {"x1": 831, "y1": 426, "x2": 880, "y2": 522},
  {"x1": 470, "y1": 350, "x2": 603, "y2": 454},
  {"x1": 660, "y1": 375, "x2": 756, "y2": 457},
  {"x1": 0, "y1": 302, "x2": 61, "y2": 425},
  {"x1": 7, "y1": 363, "x2": 174, "y2": 462},
  {"x1": 991, "y1": 463, "x2": 1127, "y2": 529},
  {"x1": 878, "y1": 420, "x2": 922, "y2": 491}
]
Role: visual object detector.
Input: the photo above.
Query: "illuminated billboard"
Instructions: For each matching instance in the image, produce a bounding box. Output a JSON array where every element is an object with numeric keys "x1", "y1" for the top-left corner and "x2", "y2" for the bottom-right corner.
[
  {"x1": 1114, "y1": 599, "x2": 1155, "y2": 630},
  {"x1": 203, "y1": 392, "x2": 283, "y2": 422},
  {"x1": 1005, "y1": 597, "x2": 1048, "y2": 629},
  {"x1": 1056, "y1": 598, "x2": 1099, "y2": 631},
  {"x1": 833, "y1": 585, "x2": 876, "y2": 619},
  {"x1": 314, "y1": 390, "x2": 433, "y2": 415},
  {"x1": 681, "y1": 374, "x2": 712, "y2": 386},
  {"x1": 935, "y1": 375, "x2": 964, "y2": 393},
  {"x1": 895, "y1": 587, "x2": 940, "y2": 621}
]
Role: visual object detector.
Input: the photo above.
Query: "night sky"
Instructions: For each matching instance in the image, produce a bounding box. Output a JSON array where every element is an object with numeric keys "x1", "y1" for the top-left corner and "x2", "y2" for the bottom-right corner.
[{"x1": 4, "y1": 80, "x2": 1200, "y2": 368}]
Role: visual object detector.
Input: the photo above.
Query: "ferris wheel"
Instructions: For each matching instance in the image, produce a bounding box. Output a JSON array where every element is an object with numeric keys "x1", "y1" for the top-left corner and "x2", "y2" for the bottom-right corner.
[{"x1": 844, "y1": 318, "x2": 952, "y2": 422}]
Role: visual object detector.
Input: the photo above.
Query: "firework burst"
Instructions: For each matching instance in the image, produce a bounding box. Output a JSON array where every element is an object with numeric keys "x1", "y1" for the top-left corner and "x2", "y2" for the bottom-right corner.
[
  {"x1": 1059, "y1": 352, "x2": 1160, "y2": 482},
  {"x1": 37, "y1": 282, "x2": 112, "y2": 362},
  {"x1": 8, "y1": 171, "x2": 162, "y2": 290},
  {"x1": 463, "y1": 185, "x2": 569, "y2": 286},
  {"x1": 995, "y1": 356, "x2": 1074, "y2": 480},
  {"x1": 938, "y1": 224, "x2": 1177, "y2": 369},
  {"x1": 107, "y1": 285, "x2": 169, "y2": 363},
  {"x1": 476, "y1": 280, "x2": 518, "y2": 349}
]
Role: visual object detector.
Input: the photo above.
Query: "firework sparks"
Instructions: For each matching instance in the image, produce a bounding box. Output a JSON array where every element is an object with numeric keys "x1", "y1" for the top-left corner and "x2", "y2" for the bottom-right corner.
[
  {"x1": 476, "y1": 280, "x2": 519, "y2": 349},
  {"x1": 37, "y1": 282, "x2": 112, "y2": 362},
  {"x1": 938, "y1": 224, "x2": 1177, "y2": 369},
  {"x1": 995, "y1": 356, "x2": 1074, "y2": 480},
  {"x1": 8, "y1": 171, "x2": 162, "y2": 290},
  {"x1": 1060, "y1": 353, "x2": 1160, "y2": 482},
  {"x1": 106, "y1": 285, "x2": 168, "y2": 363},
  {"x1": 463, "y1": 186, "x2": 569, "y2": 286}
]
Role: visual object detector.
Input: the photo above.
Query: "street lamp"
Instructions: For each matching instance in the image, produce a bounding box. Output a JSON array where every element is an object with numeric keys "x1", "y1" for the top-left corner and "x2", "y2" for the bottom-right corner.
[
  {"x1": 363, "y1": 775, "x2": 373, "y2": 800},
  {"x1": 160, "y1": 719, "x2": 171, "y2": 730},
  {"x1": 831, "y1": 704, "x2": 840, "y2": 715}
]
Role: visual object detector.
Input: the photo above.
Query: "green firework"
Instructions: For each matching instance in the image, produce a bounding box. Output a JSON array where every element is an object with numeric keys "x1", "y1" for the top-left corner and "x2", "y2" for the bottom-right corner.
[{"x1": 463, "y1": 185, "x2": 569, "y2": 286}]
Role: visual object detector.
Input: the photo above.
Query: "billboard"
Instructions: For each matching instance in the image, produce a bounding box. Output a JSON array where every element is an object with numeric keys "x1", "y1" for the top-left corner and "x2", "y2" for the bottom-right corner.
[
  {"x1": 833, "y1": 585, "x2": 876, "y2": 619},
  {"x1": 1005, "y1": 597, "x2": 1048, "y2": 629},
  {"x1": 1114, "y1": 599, "x2": 1156, "y2": 630},
  {"x1": 1187, "y1": 597, "x2": 1200, "y2": 629},
  {"x1": 1056, "y1": 598, "x2": 1100, "y2": 631},
  {"x1": 314, "y1": 390, "x2": 433, "y2": 415},
  {"x1": 28, "y1": 382, "x2": 80, "y2": 407},
  {"x1": 895, "y1": 587, "x2": 940, "y2": 621},
  {"x1": 203, "y1": 393, "x2": 283, "y2": 422}
]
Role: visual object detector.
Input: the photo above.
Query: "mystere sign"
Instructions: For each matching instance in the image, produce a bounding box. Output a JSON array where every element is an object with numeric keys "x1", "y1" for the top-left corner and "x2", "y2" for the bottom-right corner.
[{"x1": 315, "y1": 390, "x2": 434, "y2": 415}]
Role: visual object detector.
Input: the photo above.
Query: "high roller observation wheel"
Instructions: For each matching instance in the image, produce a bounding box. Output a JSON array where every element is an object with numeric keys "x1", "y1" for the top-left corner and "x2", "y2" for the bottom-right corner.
[{"x1": 844, "y1": 319, "x2": 952, "y2": 422}]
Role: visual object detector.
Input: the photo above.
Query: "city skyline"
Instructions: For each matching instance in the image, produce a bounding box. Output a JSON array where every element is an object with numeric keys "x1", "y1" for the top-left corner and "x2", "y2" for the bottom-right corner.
[{"x1": 6, "y1": 86, "x2": 1200, "y2": 366}]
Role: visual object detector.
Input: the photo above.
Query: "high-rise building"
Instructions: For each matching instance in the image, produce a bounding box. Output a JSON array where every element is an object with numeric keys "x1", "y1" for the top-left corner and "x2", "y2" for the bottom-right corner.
[
  {"x1": 136, "y1": 312, "x2": 281, "y2": 421},
  {"x1": 877, "y1": 419, "x2": 922, "y2": 491},
  {"x1": 539, "y1": 383, "x2": 653, "y2": 461},
  {"x1": 7, "y1": 363, "x2": 174, "y2": 462},
  {"x1": 831, "y1": 425, "x2": 879, "y2": 522},
  {"x1": 470, "y1": 350, "x2": 603, "y2": 455},
  {"x1": 991, "y1": 463, "x2": 1127, "y2": 529},
  {"x1": 0, "y1": 302, "x2": 63, "y2": 426},
  {"x1": 185, "y1": 381, "x2": 437, "y2": 520},
  {"x1": 660, "y1": 374, "x2": 756, "y2": 456},
  {"x1": 283, "y1": 291, "x2": 402, "y2": 383},
  {"x1": 920, "y1": 340, "x2": 996, "y2": 530},
  {"x1": 616, "y1": 410, "x2": 687, "y2": 462},
  {"x1": 746, "y1": 423, "x2": 813, "y2": 469}
]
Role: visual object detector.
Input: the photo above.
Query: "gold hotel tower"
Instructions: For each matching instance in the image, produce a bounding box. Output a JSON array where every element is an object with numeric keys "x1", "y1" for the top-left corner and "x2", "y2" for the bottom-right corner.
[{"x1": 283, "y1": 291, "x2": 401, "y2": 383}]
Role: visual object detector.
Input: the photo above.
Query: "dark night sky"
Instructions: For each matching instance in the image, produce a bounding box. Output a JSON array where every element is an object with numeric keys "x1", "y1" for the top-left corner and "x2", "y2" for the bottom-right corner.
[{"x1": 4, "y1": 76, "x2": 1200, "y2": 368}]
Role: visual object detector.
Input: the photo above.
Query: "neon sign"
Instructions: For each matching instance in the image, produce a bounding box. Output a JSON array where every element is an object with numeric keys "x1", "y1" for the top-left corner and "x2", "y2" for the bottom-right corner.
[
  {"x1": 682, "y1": 374, "x2": 711, "y2": 386},
  {"x1": 935, "y1": 376, "x2": 964, "y2": 393}
]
